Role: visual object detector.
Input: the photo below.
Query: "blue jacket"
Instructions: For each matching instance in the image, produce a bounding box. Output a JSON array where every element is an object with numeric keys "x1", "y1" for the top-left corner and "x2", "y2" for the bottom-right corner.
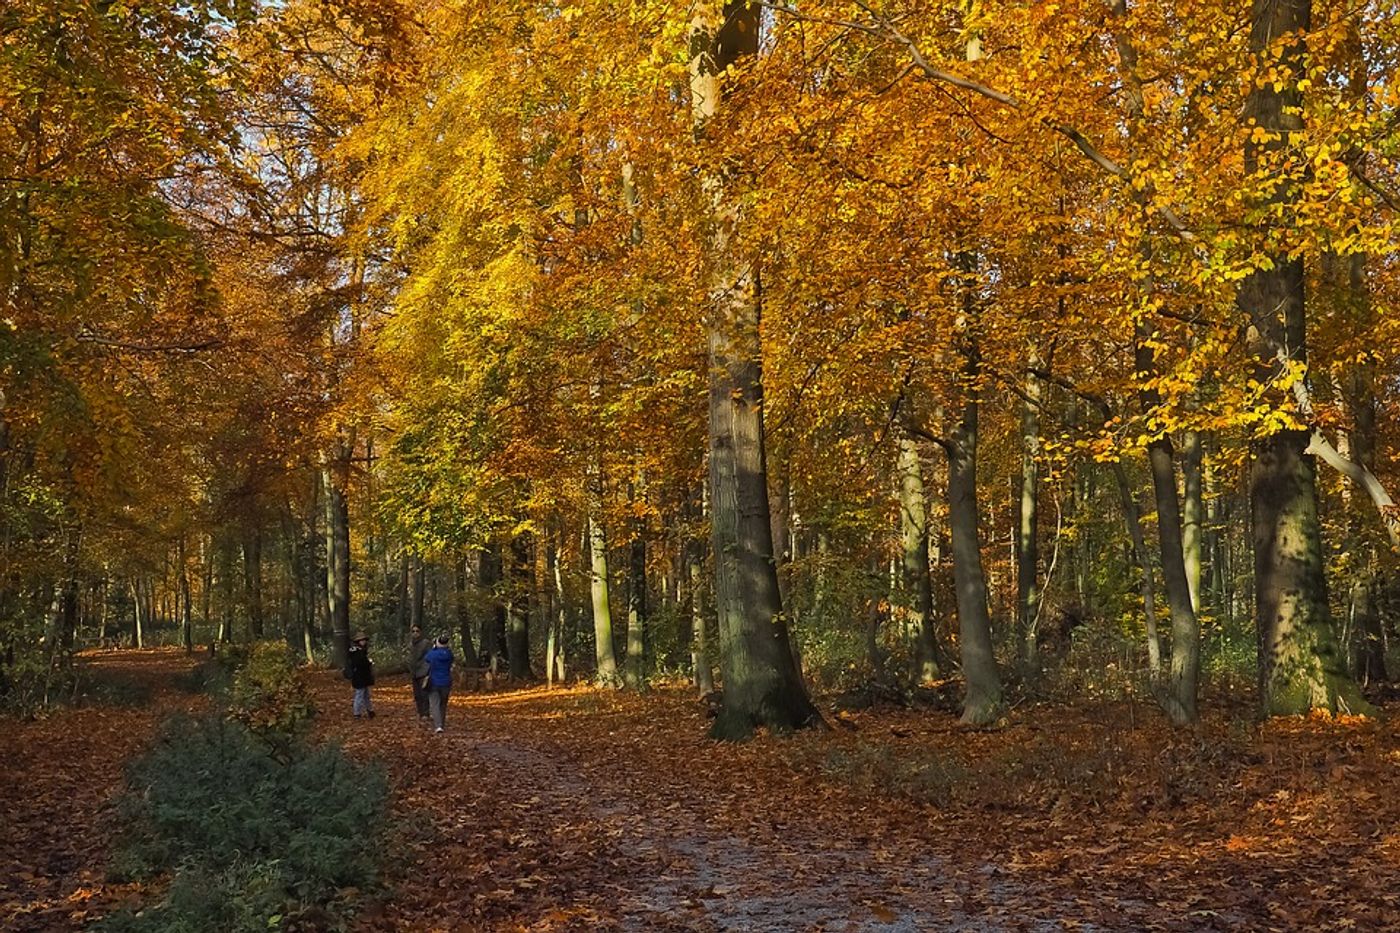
[{"x1": 425, "y1": 646, "x2": 454, "y2": 688}]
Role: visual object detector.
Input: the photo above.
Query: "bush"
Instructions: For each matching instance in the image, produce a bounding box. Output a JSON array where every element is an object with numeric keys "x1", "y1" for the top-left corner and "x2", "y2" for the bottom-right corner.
[
  {"x1": 100, "y1": 714, "x2": 387, "y2": 931},
  {"x1": 228, "y1": 642, "x2": 316, "y2": 740}
]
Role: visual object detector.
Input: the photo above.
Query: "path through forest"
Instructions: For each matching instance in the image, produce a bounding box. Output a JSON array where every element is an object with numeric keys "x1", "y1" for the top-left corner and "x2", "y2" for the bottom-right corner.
[
  {"x1": 5, "y1": 651, "x2": 1400, "y2": 931},
  {"x1": 321, "y1": 678, "x2": 1060, "y2": 932}
]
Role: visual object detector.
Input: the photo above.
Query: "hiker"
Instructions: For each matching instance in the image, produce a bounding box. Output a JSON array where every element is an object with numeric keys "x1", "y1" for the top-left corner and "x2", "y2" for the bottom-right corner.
[
  {"x1": 408, "y1": 624, "x2": 432, "y2": 722},
  {"x1": 347, "y1": 632, "x2": 375, "y2": 719},
  {"x1": 424, "y1": 634, "x2": 454, "y2": 733}
]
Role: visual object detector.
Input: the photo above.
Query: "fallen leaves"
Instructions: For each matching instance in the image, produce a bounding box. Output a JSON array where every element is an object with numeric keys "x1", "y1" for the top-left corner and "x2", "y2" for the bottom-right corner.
[{"x1": 8, "y1": 651, "x2": 1400, "y2": 931}]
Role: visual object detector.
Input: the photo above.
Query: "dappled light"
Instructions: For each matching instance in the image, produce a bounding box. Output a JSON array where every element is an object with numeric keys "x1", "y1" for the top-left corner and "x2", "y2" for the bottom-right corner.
[{"x1": 3, "y1": 0, "x2": 1400, "y2": 927}]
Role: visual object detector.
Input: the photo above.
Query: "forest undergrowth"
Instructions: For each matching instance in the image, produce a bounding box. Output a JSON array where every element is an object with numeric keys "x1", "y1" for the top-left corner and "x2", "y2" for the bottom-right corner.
[{"x1": 4, "y1": 650, "x2": 1400, "y2": 931}]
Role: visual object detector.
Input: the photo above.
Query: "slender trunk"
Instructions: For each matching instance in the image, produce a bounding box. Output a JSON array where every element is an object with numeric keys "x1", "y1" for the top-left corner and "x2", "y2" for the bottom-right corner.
[
  {"x1": 897, "y1": 433, "x2": 938, "y2": 683},
  {"x1": 625, "y1": 529, "x2": 647, "y2": 689},
  {"x1": 179, "y1": 535, "x2": 192, "y2": 654},
  {"x1": 322, "y1": 457, "x2": 351, "y2": 669},
  {"x1": 548, "y1": 539, "x2": 567, "y2": 685},
  {"x1": 411, "y1": 556, "x2": 425, "y2": 633},
  {"x1": 1112, "y1": 463, "x2": 1161, "y2": 673},
  {"x1": 132, "y1": 579, "x2": 145, "y2": 649},
  {"x1": 1015, "y1": 361, "x2": 1043, "y2": 676},
  {"x1": 243, "y1": 525, "x2": 264, "y2": 640},
  {"x1": 1182, "y1": 430, "x2": 1204, "y2": 614},
  {"x1": 588, "y1": 509, "x2": 619, "y2": 684},
  {"x1": 689, "y1": 537, "x2": 714, "y2": 694},
  {"x1": 478, "y1": 545, "x2": 503, "y2": 669},
  {"x1": 58, "y1": 524, "x2": 80, "y2": 652},
  {"x1": 507, "y1": 534, "x2": 531, "y2": 679},
  {"x1": 456, "y1": 556, "x2": 478, "y2": 667}
]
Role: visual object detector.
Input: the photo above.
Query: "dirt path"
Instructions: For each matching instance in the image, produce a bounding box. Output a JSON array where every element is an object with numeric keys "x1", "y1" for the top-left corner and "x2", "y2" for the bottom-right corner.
[
  {"x1": 0, "y1": 650, "x2": 203, "y2": 932},
  {"x1": 313, "y1": 673, "x2": 1099, "y2": 932}
]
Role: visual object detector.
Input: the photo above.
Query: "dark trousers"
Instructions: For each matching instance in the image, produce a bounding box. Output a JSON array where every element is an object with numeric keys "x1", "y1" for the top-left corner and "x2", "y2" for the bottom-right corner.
[{"x1": 412, "y1": 675, "x2": 430, "y2": 718}]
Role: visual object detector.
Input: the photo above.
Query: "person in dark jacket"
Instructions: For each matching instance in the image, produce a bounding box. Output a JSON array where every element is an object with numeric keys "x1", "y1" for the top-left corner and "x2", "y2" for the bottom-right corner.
[
  {"x1": 348, "y1": 633, "x2": 375, "y2": 719},
  {"x1": 424, "y1": 635, "x2": 454, "y2": 733},
  {"x1": 408, "y1": 624, "x2": 431, "y2": 721}
]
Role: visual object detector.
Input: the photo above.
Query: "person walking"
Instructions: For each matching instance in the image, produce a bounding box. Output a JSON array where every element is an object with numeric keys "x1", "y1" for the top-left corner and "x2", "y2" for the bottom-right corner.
[
  {"x1": 347, "y1": 632, "x2": 375, "y2": 719},
  {"x1": 408, "y1": 624, "x2": 432, "y2": 722},
  {"x1": 424, "y1": 635, "x2": 454, "y2": 733}
]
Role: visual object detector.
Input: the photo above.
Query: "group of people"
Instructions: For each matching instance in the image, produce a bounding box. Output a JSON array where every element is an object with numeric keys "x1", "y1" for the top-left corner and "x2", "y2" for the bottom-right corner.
[{"x1": 344, "y1": 625, "x2": 456, "y2": 732}]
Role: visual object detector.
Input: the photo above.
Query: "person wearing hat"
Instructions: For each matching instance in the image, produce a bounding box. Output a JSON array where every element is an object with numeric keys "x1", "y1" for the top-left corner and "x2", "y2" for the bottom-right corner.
[
  {"x1": 347, "y1": 632, "x2": 376, "y2": 719},
  {"x1": 423, "y1": 634, "x2": 455, "y2": 733}
]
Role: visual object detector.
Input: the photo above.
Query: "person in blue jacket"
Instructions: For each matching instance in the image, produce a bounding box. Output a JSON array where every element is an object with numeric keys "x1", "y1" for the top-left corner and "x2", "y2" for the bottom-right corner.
[{"x1": 424, "y1": 635, "x2": 455, "y2": 733}]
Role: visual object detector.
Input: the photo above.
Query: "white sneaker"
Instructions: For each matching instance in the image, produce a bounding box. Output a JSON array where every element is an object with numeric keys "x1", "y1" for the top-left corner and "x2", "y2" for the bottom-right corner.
[{"x1": 435, "y1": 727, "x2": 444, "y2": 733}]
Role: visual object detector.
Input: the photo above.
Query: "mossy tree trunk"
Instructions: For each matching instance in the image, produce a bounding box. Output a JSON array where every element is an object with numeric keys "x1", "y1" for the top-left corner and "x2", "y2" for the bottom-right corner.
[
  {"x1": 1239, "y1": 0, "x2": 1368, "y2": 716},
  {"x1": 691, "y1": 0, "x2": 822, "y2": 739}
]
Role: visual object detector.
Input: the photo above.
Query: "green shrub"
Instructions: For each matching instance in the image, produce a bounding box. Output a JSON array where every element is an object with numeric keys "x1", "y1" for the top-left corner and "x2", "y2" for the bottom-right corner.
[
  {"x1": 228, "y1": 642, "x2": 316, "y2": 740},
  {"x1": 100, "y1": 714, "x2": 387, "y2": 931}
]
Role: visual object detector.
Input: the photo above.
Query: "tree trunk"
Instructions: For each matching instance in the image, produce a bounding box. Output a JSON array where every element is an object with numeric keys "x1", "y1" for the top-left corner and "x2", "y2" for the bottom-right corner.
[
  {"x1": 411, "y1": 555, "x2": 425, "y2": 633},
  {"x1": 456, "y1": 556, "x2": 479, "y2": 667},
  {"x1": 689, "y1": 537, "x2": 714, "y2": 694},
  {"x1": 547, "y1": 539, "x2": 567, "y2": 685},
  {"x1": 58, "y1": 524, "x2": 81, "y2": 652},
  {"x1": 179, "y1": 534, "x2": 192, "y2": 654},
  {"x1": 1240, "y1": 0, "x2": 1367, "y2": 715},
  {"x1": 478, "y1": 544, "x2": 503, "y2": 670},
  {"x1": 323, "y1": 457, "x2": 351, "y2": 669},
  {"x1": 897, "y1": 433, "x2": 938, "y2": 683},
  {"x1": 691, "y1": 0, "x2": 821, "y2": 739},
  {"x1": 507, "y1": 534, "x2": 531, "y2": 679},
  {"x1": 1112, "y1": 463, "x2": 1162, "y2": 673},
  {"x1": 625, "y1": 530, "x2": 647, "y2": 690},
  {"x1": 1182, "y1": 430, "x2": 1204, "y2": 614},
  {"x1": 948, "y1": 397, "x2": 1003, "y2": 726},
  {"x1": 1015, "y1": 361, "x2": 1043, "y2": 677},
  {"x1": 243, "y1": 525, "x2": 264, "y2": 640},
  {"x1": 588, "y1": 509, "x2": 619, "y2": 685},
  {"x1": 131, "y1": 579, "x2": 145, "y2": 649}
]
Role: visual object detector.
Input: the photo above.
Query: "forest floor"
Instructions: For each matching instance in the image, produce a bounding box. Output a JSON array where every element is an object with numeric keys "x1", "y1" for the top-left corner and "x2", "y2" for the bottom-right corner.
[{"x1": 5, "y1": 650, "x2": 1400, "y2": 931}]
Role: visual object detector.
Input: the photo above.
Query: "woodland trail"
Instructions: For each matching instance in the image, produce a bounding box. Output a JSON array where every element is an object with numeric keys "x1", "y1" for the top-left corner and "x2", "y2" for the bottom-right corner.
[
  {"x1": 6, "y1": 652, "x2": 1400, "y2": 931},
  {"x1": 311, "y1": 668, "x2": 1400, "y2": 932},
  {"x1": 314, "y1": 672, "x2": 1063, "y2": 932}
]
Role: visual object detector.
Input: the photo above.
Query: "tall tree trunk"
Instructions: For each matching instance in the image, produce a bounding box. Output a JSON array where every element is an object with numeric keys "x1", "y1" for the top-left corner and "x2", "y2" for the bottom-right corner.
[
  {"x1": 1240, "y1": 0, "x2": 1367, "y2": 715},
  {"x1": 897, "y1": 433, "x2": 938, "y2": 683},
  {"x1": 322, "y1": 456, "x2": 351, "y2": 669},
  {"x1": 411, "y1": 555, "x2": 426, "y2": 633},
  {"x1": 691, "y1": 0, "x2": 821, "y2": 739},
  {"x1": 625, "y1": 529, "x2": 647, "y2": 690},
  {"x1": 179, "y1": 534, "x2": 192, "y2": 654},
  {"x1": 1182, "y1": 430, "x2": 1204, "y2": 614},
  {"x1": 948, "y1": 395, "x2": 1003, "y2": 726},
  {"x1": 588, "y1": 508, "x2": 619, "y2": 685},
  {"x1": 456, "y1": 555, "x2": 479, "y2": 667},
  {"x1": 547, "y1": 538, "x2": 566, "y2": 685},
  {"x1": 507, "y1": 534, "x2": 531, "y2": 679},
  {"x1": 1112, "y1": 463, "x2": 1162, "y2": 673},
  {"x1": 243, "y1": 525, "x2": 264, "y2": 640},
  {"x1": 58, "y1": 524, "x2": 81, "y2": 652},
  {"x1": 131, "y1": 579, "x2": 145, "y2": 649},
  {"x1": 689, "y1": 536, "x2": 714, "y2": 695},
  {"x1": 478, "y1": 544, "x2": 503, "y2": 670},
  {"x1": 1015, "y1": 360, "x2": 1043, "y2": 677}
]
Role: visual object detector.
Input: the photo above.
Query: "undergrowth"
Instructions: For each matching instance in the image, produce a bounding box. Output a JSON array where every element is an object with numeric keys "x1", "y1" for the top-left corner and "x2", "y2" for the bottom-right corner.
[{"x1": 98, "y1": 647, "x2": 383, "y2": 932}]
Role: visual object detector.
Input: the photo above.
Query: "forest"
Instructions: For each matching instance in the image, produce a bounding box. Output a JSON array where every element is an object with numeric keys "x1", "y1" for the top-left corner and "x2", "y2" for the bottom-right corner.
[{"x1": 3, "y1": 0, "x2": 1400, "y2": 928}]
